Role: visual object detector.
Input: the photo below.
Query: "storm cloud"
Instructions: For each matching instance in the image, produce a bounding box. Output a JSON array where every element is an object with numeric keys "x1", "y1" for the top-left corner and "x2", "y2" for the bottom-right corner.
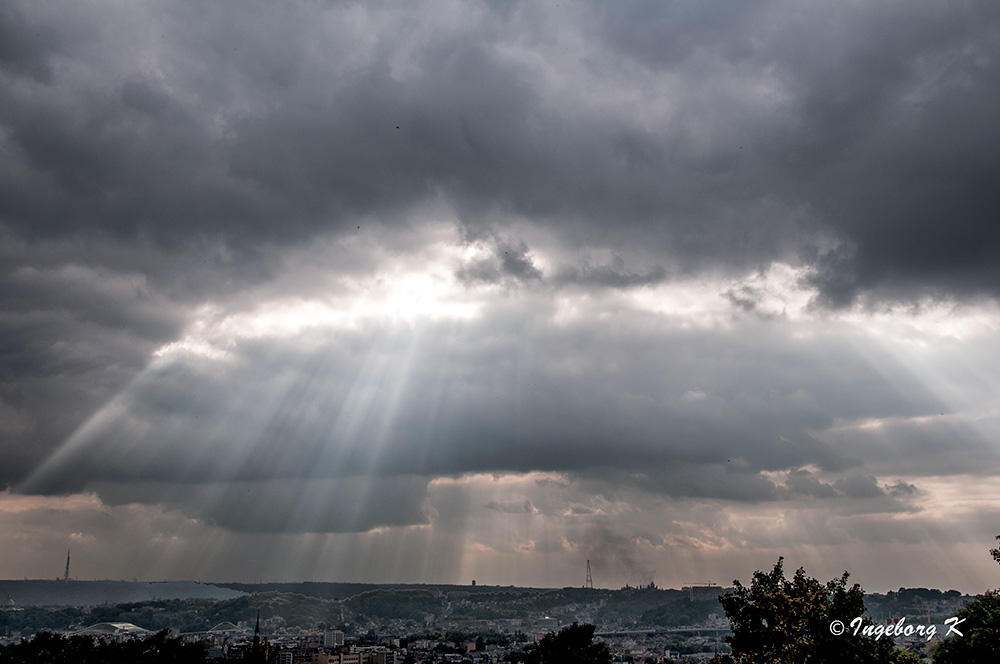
[{"x1": 2, "y1": 1, "x2": 1000, "y2": 590}]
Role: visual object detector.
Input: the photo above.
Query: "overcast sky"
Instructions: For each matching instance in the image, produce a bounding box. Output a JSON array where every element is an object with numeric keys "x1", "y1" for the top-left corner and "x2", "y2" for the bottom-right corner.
[{"x1": 2, "y1": 1, "x2": 1000, "y2": 593}]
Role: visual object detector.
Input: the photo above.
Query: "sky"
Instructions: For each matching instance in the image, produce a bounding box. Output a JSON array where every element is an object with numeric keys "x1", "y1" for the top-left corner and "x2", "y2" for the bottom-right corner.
[{"x1": 1, "y1": 1, "x2": 1000, "y2": 594}]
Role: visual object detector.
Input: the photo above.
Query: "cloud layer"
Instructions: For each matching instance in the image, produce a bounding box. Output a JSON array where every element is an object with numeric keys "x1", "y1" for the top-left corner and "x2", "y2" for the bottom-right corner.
[{"x1": 2, "y1": 1, "x2": 1000, "y2": 591}]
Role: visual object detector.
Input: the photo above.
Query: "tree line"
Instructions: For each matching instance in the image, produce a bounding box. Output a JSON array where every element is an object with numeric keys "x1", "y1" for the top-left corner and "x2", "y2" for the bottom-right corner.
[{"x1": 0, "y1": 629, "x2": 205, "y2": 664}]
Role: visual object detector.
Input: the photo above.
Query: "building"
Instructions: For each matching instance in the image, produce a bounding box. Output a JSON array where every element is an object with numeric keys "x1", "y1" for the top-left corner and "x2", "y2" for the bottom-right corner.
[
  {"x1": 536, "y1": 617, "x2": 558, "y2": 630},
  {"x1": 312, "y1": 648, "x2": 395, "y2": 664},
  {"x1": 72, "y1": 623, "x2": 154, "y2": 641},
  {"x1": 686, "y1": 585, "x2": 724, "y2": 602}
]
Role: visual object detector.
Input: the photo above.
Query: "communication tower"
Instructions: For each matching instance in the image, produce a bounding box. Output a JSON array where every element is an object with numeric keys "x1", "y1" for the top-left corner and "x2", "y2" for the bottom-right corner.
[
  {"x1": 64, "y1": 550, "x2": 70, "y2": 583},
  {"x1": 586, "y1": 559, "x2": 593, "y2": 589}
]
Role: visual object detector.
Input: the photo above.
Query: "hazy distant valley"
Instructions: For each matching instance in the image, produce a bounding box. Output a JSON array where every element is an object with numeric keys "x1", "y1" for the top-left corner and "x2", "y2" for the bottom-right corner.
[{"x1": 0, "y1": 580, "x2": 974, "y2": 639}]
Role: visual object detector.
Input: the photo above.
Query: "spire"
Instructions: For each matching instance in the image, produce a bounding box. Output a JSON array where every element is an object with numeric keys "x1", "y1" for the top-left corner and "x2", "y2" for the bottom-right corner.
[{"x1": 250, "y1": 609, "x2": 265, "y2": 662}]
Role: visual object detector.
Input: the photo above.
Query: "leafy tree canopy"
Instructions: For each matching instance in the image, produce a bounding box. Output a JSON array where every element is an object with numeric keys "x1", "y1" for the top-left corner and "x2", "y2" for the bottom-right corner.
[
  {"x1": 931, "y1": 590, "x2": 1000, "y2": 664},
  {"x1": 523, "y1": 622, "x2": 611, "y2": 664},
  {"x1": 0, "y1": 629, "x2": 205, "y2": 664},
  {"x1": 934, "y1": 536, "x2": 1000, "y2": 663},
  {"x1": 718, "y1": 558, "x2": 915, "y2": 664}
]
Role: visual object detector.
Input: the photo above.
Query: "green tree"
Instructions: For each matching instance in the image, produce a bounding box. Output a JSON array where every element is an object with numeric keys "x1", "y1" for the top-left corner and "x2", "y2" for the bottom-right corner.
[
  {"x1": 523, "y1": 623, "x2": 611, "y2": 664},
  {"x1": 110, "y1": 629, "x2": 206, "y2": 663},
  {"x1": 933, "y1": 536, "x2": 1000, "y2": 663},
  {"x1": 0, "y1": 629, "x2": 205, "y2": 664},
  {"x1": 718, "y1": 558, "x2": 914, "y2": 664},
  {"x1": 930, "y1": 590, "x2": 1000, "y2": 663},
  {"x1": 0, "y1": 632, "x2": 85, "y2": 664}
]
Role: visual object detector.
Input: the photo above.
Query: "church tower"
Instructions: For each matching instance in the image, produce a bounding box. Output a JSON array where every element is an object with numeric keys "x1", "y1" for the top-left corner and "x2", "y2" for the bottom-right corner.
[{"x1": 248, "y1": 610, "x2": 267, "y2": 662}]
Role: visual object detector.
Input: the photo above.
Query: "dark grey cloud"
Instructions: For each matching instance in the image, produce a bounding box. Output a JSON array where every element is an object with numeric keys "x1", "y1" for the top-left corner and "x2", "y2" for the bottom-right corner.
[
  {"x1": 832, "y1": 474, "x2": 885, "y2": 500},
  {"x1": 455, "y1": 235, "x2": 543, "y2": 286},
  {"x1": 783, "y1": 469, "x2": 838, "y2": 499},
  {"x1": 0, "y1": 3, "x2": 59, "y2": 83},
  {"x1": 885, "y1": 479, "x2": 918, "y2": 497},
  {"x1": 1, "y1": 0, "x2": 999, "y2": 590},
  {"x1": 553, "y1": 256, "x2": 667, "y2": 289},
  {"x1": 597, "y1": 1, "x2": 1000, "y2": 304},
  {"x1": 817, "y1": 413, "x2": 1000, "y2": 477},
  {"x1": 2, "y1": 1, "x2": 996, "y2": 304},
  {"x1": 605, "y1": 464, "x2": 785, "y2": 503},
  {"x1": 722, "y1": 284, "x2": 768, "y2": 314},
  {"x1": 92, "y1": 477, "x2": 435, "y2": 534},
  {"x1": 19, "y1": 300, "x2": 967, "y2": 534},
  {"x1": 0, "y1": 238, "x2": 193, "y2": 486}
]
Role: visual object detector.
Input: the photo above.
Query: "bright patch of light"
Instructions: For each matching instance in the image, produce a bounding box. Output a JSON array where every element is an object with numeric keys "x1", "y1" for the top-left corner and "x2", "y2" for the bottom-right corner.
[
  {"x1": 681, "y1": 389, "x2": 708, "y2": 402},
  {"x1": 153, "y1": 233, "x2": 486, "y2": 360},
  {"x1": 843, "y1": 299, "x2": 1000, "y2": 345},
  {"x1": 628, "y1": 262, "x2": 815, "y2": 325},
  {"x1": 551, "y1": 294, "x2": 589, "y2": 325},
  {"x1": 223, "y1": 269, "x2": 480, "y2": 339},
  {"x1": 843, "y1": 299, "x2": 1000, "y2": 420},
  {"x1": 152, "y1": 305, "x2": 233, "y2": 361},
  {"x1": 903, "y1": 475, "x2": 1000, "y2": 511},
  {"x1": 825, "y1": 414, "x2": 942, "y2": 433},
  {"x1": 0, "y1": 490, "x2": 103, "y2": 514},
  {"x1": 428, "y1": 471, "x2": 568, "y2": 490}
]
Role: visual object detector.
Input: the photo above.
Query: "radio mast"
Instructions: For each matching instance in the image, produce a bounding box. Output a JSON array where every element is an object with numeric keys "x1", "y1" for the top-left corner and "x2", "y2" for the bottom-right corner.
[{"x1": 64, "y1": 550, "x2": 70, "y2": 583}]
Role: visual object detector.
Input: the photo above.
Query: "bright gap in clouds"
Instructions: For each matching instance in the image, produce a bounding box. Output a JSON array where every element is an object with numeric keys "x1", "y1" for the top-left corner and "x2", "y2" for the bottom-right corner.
[{"x1": 155, "y1": 228, "x2": 487, "y2": 359}]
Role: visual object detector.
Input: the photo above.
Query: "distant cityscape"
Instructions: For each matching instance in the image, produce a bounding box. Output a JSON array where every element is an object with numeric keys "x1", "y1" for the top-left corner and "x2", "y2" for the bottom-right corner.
[{"x1": 0, "y1": 578, "x2": 974, "y2": 663}]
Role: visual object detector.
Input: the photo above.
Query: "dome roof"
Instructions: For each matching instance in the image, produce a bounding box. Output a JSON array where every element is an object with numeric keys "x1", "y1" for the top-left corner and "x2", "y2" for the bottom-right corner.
[{"x1": 75, "y1": 622, "x2": 153, "y2": 637}]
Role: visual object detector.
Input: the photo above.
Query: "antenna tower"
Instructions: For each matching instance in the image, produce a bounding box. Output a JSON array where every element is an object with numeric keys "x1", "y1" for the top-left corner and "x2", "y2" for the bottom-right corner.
[
  {"x1": 585, "y1": 559, "x2": 593, "y2": 589},
  {"x1": 64, "y1": 550, "x2": 70, "y2": 583}
]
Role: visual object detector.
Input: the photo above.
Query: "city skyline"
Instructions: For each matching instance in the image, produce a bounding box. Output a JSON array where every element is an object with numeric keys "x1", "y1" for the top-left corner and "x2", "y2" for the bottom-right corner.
[{"x1": 2, "y1": 1, "x2": 1000, "y2": 594}]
